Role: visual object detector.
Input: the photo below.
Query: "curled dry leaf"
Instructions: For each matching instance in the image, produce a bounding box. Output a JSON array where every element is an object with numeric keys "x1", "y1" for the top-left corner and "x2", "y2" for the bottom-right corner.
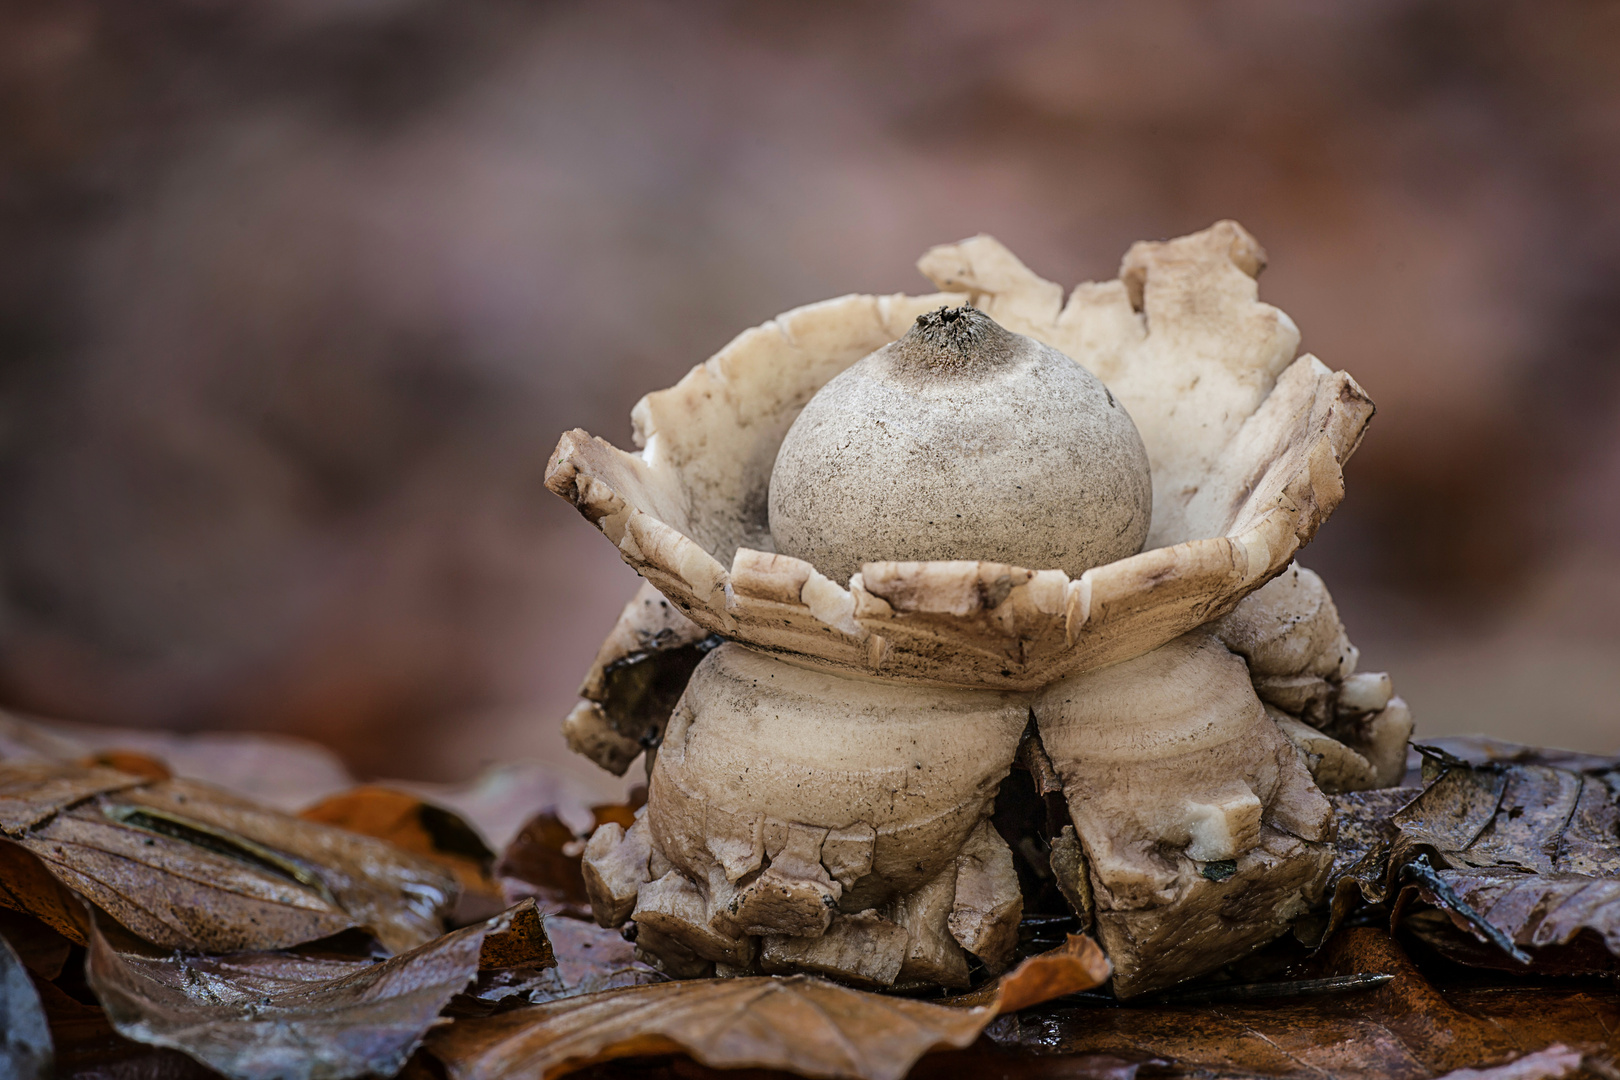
[
  {"x1": 939, "y1": 933, "x2": 1112, "y2": 1013},
  {"x1": 112, "y1": 778, "x2": 460, "y2": 953},
  {"x1": 986, "y1": 928, "x2": 1617, "y2": 1079},
  {"x1": 0, "y1": 761, "x2": 459, "y2": 954},
  {"x1": 1, "y1": 931, "x2": 52, "y2": 1080},
  {"x1": 430, "y1": 932, "x2": 1106, "y2": 1080},
  {"x1": 428, "y1": 975, "x2": 994, "y2": 1080},
  {"x1": 86, "y1": 903, "x2": 541, "y2": 1080}
]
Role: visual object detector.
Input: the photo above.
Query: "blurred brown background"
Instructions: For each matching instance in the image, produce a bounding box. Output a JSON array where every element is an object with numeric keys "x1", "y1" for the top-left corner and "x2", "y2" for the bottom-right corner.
[{"x1": 1, "y1": 0, "x2": 1616, "y2": 786}]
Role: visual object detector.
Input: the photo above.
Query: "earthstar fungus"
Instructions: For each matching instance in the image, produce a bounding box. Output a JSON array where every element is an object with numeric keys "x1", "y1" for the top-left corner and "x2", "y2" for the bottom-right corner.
[{"x1": 547, "y1": 221, "x2": 1410, "y2": 996}]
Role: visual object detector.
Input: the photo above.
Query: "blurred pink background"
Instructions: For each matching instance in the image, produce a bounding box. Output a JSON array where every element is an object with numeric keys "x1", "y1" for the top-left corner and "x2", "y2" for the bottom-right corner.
[{"x1": 2, "y1": 1, "x2": 1616, "y2": 786}]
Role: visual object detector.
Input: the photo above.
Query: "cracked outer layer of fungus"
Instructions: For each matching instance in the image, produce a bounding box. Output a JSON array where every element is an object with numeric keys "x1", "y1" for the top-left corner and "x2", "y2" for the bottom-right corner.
[
  {"x1": 552, "y1": 221, "x2": 1411, "y2": 997},
  {"x1": 584, "y1": 643, "x2": 1027, "y2": 986}
]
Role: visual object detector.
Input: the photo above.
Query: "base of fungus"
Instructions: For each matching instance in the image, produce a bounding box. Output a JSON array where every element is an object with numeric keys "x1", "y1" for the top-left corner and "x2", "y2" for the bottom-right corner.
[
  {"x1": 579, "y1": 634, "x2": 1368, "y2": 996},
  {"x1": 581, "y1": 644, "x2": 1029, "y2": 988},
  {"x1": 1036, "y1": 628, "x2": 1337, "y2": 997}
]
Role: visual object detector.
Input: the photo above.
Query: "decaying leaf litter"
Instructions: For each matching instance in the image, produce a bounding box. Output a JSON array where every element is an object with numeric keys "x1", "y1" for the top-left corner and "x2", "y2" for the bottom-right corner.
[
  {"x1": 1326, "y1": 742, "x2": 1620, "y2": 976},
  {"x1": 1, "y1": 715, "x2": 1616, "y2": 1080}
]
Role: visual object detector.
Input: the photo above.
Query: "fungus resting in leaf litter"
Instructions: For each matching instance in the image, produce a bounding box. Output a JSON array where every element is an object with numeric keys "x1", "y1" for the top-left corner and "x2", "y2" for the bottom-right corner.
[{"x1": 548, "y1": 221, "x2": 1410, "y2": 997}]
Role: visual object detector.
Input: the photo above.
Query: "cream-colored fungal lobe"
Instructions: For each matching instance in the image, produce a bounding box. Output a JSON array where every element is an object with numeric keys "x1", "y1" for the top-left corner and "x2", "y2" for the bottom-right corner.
[
  {"x1": 649, "y1": 643, "x2": 1028, "y2": 908},
  {"x1": 1035, "y1": 629, "x2": 1334, "y2": 996},
  {"x1": 767, "y1": 306, "x2": 1152, "y2": 583},
  {"x1": 581, "y1": 642, "x2": 1031, "y2": 984}
]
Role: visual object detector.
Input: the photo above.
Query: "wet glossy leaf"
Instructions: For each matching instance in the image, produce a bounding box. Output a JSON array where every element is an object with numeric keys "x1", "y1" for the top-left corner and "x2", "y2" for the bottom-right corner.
[
  {"x1": 985, "y1": 928, "x2": 1616, "y2": 1078},
  {"x1": 458, "y1": 915, "x2": 662, "y2": 1015},
  {"x1": 1, "y1": 931, "x2": 52, "y2": 1080},
  {"x1": 427, "y1": 975, "x2": 995, "y2": 1080},
  {"x1": 86, "y1": 905, "x2": 533, "y2": 1080},
  {"x1": 0, "y1": 763, "x2": 460, "y2": 953}
]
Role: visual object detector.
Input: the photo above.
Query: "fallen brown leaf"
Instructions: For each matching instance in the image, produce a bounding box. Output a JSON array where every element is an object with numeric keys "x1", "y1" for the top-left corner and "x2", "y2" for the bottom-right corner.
[
  {"x1": 19, "y1": 803, "x2": 354, "y2": 952},
  {"x1": 478, "y1": 899, "x2": 556, "y2": 970},
  {"x1": 86, "y1": 904, "x2": 539, "y2": 1080},
  {"x1": 0, "y1": 761, "x2": 146, "y2": 835},
  {"x1": 300, "y1": 786, "x2": 506, "y2": 925},
  {"x1": 1421, "y1": 735, "x2": 1620, "y2": 775},
  {"x1": 983, "y1": 928, "x2": 1617, "y2": 1078},
  {"x1": 0, "y1": 908, "x2": 74, "y2": 979},
  {"x1": 0, "y1": 762, "x2": 461, "y2": 954},
  {"x1": 18, "y1": 802, "x2": 359, "y2": 952},
  {"x1": 496, "y1": 799, "x2": 647, "y2": 919},
  {"x1": 495, "y1": 811, "x2": 592, "y2": 918},
  {"x1": 0, "y1": 839, "x2": 91, "y2": 944},
  {"x1": 101, "y1": 778, "x2": 460, "y2": 953},
  {"x1": 76, "y1": 750, "x2": 174, "y2": 783},
  {"x1": 1328, "y1": 747, "x2": 1620, "y2": 974},
  {"x1": 1402, "y1": 875, "x2": 1620, "y2": 977},
  {"x1": 32, "y1": 972, "x2": 224, "y2": 1080},
  {"x1": 939, "y1": 933, "x2": 1113, "y2": 1013},
  {"x1": 385, "y1": 761, "x2": 617, "y2": 851},
  {"x1": 458, "y1": 915, "x2": 663, "y2": 1016},
  {"x1": 1, "y1": 931, "x2": 52, "y2": 1080},
  {"x1": 0, "y1": 710, "x2": 356, "y2": 813},
  {"x1": 537, "y1": 917, "x2": 662, "y2": 1001},
  {"x1": 427, "y1": 975, "x2": 996, "y2": 1080}
]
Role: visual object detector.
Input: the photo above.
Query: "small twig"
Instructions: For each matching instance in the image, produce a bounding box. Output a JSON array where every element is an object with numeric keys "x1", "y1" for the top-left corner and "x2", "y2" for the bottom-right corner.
[
  {"x1": 1147, "y1": 972, "x2": 1394, "y2": 1005},
  {"x1": 1401, "y1": 854, "x2": 1532, "y2": 965}
]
